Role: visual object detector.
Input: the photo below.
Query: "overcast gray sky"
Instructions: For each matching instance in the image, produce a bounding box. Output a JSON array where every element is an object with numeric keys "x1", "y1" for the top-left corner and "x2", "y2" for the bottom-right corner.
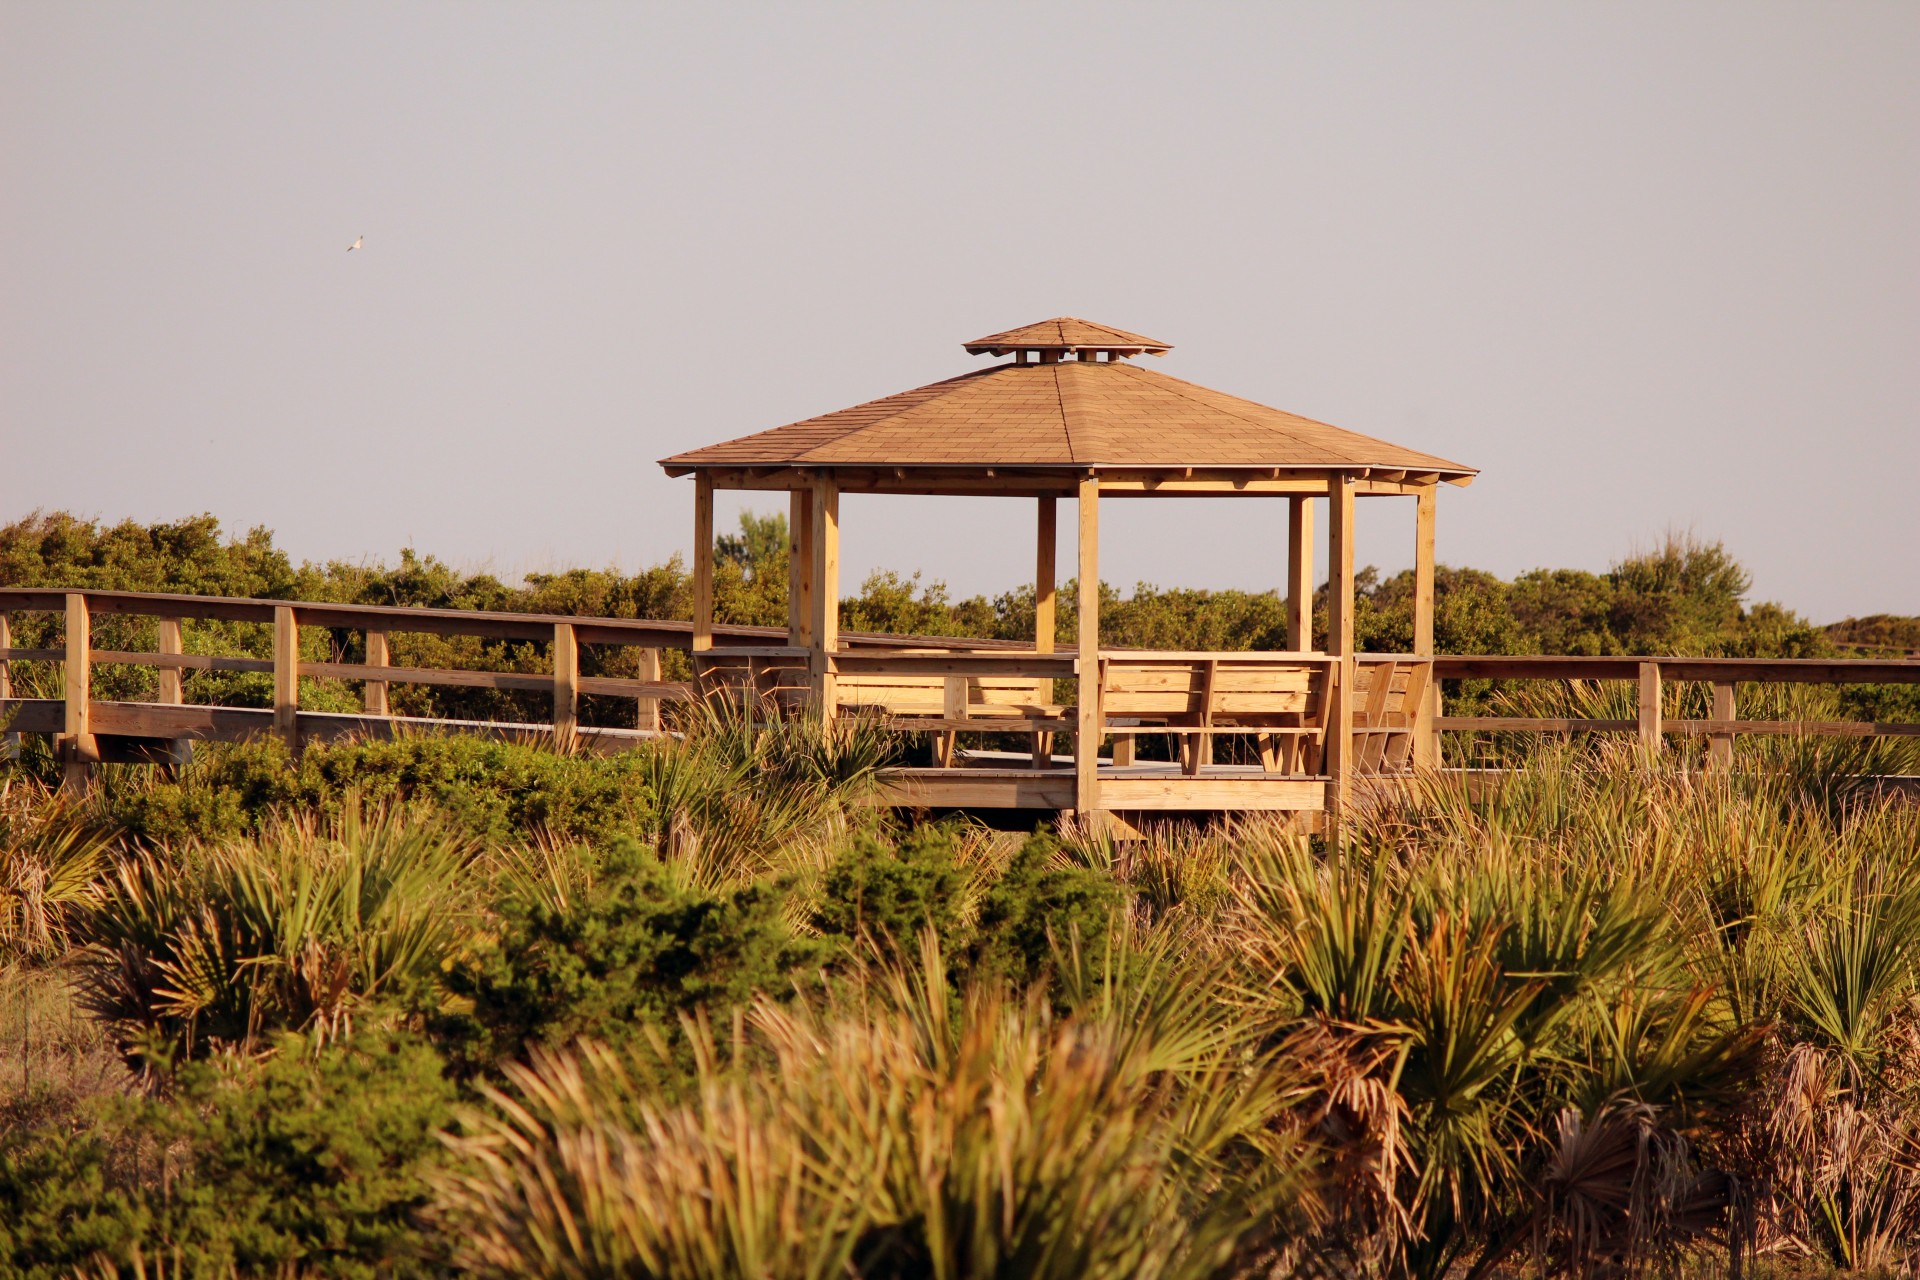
[{"x1": 4, "y1": 3, "x2": 1914, "y2": 622}]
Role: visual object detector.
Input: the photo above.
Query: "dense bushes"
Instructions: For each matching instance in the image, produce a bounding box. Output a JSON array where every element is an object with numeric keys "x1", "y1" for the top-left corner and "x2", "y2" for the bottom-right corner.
[
  {"x1": 6, "y1": 733, "x2": 1920, "y2": 1273},
  {"x1": 102, "y1": 734, "x2": 660, "y2": 849},
  {"x1": 0, "y1": 1032, "x2": 454, "y2": 1280}
]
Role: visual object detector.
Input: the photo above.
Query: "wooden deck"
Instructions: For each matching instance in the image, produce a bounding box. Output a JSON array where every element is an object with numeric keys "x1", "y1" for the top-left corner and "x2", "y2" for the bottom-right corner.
[{"x1": 4, "y1": 588, "x2": 1918, "y2": 819}]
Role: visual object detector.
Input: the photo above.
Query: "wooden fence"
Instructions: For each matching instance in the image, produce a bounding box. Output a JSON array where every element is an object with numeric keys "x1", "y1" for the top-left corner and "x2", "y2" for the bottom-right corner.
[{"x1": 3, "y1": 589, "x2": 1917, "y2": 801}]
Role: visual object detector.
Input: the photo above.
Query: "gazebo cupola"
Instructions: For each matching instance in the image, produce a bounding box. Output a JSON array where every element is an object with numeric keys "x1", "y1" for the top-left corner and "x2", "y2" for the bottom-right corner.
[{"x1": 660, "y1": 317, "x2": 1476, "y2": 822}]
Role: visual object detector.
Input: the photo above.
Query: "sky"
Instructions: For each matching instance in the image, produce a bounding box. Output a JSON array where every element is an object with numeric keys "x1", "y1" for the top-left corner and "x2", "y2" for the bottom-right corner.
[{"x1": 3, "y1": 2, "x2": 1915, "y2": 623}]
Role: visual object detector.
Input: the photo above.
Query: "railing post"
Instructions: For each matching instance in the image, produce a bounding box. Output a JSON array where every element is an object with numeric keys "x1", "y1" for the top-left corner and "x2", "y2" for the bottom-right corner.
[
  {"x1": 1637, "y1": 661, "x2": 1662, "y2": 758},
  {"x1": 636, "y1": 647, "x2": 661, "y2": 732},
  {"x1": 553, "y1": 623, "x2": 578, "y2": 742},
  {"x1": 62, "y1": 593, "x2": 95, "y2": 793},
  {"x1": 157, "y1": 618, "x2": 184, "y2": 704},
  {"x1": 274, "y1": 606, "x2": 300, "y2": 749},
  {"x1": 363, "y1": 629, "x2": 390, "y2": 716},
  {"x1": 1708, "y1": 680, "x2": 1735, "y2": 770},
  {"x1": 157, "y1": 616, "x2": 190, "y2": 768},
  {"x1": 0, "y1": 611, "x2": 15, "y2": 760}
]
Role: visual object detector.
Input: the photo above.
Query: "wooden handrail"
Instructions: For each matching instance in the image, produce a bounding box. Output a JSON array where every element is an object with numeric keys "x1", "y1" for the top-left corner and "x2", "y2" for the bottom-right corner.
[{"x1": 0, "y1": 587, "x2": 1028, "y2": 652}]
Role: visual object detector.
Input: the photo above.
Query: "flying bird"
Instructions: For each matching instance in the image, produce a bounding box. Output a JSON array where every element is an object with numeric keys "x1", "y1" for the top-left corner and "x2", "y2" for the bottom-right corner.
[{"x1": 347, "y1": 235, "x2": 363, "y2": 252}]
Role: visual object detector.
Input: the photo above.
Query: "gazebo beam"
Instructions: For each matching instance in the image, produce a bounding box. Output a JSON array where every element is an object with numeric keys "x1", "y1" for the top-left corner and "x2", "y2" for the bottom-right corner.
[
  {"x1": 1286, "y1": 496, "x2": 1314, "y2": 652},
  {"x1": 1075, "y1": 476, "x2": 1100, "y2": 816}
]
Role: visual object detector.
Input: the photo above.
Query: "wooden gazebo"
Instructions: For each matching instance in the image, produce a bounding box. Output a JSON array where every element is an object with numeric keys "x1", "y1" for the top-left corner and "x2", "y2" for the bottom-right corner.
[{"x1": 660, "y1": 317, "x2": 1476, "y2": 826}]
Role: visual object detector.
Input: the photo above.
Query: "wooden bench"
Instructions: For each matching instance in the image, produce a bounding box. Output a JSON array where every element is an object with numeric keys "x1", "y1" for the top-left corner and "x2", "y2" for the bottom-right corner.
[{"x1": 836, "y1": 671, "x2": 1066, "y2": 766}]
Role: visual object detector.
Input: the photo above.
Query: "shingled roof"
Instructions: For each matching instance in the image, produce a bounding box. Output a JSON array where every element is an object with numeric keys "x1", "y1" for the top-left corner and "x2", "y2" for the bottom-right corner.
[
  {"x1": 963, "y1": 317, "x2": 1171, "y2": 356},
  {"x1": 660, "y1": 320, "x2": 1476, "y2": 480}
]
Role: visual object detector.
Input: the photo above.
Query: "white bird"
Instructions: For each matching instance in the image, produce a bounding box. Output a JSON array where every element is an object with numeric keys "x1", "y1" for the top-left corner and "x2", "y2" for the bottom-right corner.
[{"x1": 348, "y1": 235, "x2": 363, "y2": 252}]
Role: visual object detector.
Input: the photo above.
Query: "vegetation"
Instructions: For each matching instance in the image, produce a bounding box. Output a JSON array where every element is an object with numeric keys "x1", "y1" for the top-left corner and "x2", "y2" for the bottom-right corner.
[{"x1": 3, "y1": 512, "x2": 1920, "y2": 1275}]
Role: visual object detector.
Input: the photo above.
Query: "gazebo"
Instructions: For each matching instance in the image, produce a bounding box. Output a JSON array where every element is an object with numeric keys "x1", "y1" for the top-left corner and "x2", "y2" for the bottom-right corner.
[{"x1": 660, "y1": 317, "x2": 1476, "y2": 826}]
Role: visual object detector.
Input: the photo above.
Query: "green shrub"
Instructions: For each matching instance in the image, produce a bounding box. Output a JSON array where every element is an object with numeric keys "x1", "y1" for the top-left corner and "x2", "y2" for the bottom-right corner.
[
  {"x1": 970, "y1": 834, "x2": 1125, "y2": 988},
  {"x1": 0, "y1": 1032, "x2": 454, "y2": 1280},
  {"x1": 813, "y1": 825, "x2": 969, "y2": 951},
  {"x1": 448, "y1": 838, "x2": 830, "y2": 1066},
  {"x1": 106, "y1": 735, "x2": 659, "y2": 849}
]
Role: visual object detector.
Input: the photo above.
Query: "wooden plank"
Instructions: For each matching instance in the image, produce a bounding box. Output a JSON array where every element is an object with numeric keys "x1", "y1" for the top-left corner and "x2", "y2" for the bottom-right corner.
[
  {"x1": 363, "y1": 629, "x2": 390, "y2": 716},
  {"x1": 1359, "y1": 658, "x2": 1398, "y2": 772},
  {"x1": 274, "y1": 605, "x2": 299, "y2": 746},
  {"x1": 885, "y1": 717, "x2": 1073, "y2": 733},
  {"x1": 1100, "y1": 777, "x2": 1326, "y2": 811},
  {"x1": 1667, "y1": 719, "x2": 1920, "y2": 738},
  {"x1": 553, "y1": 622, "x2": 578, "y2": 740},
  {"x1": 1287, "y1": 495, "x2": 1313, "y2": 651},
  {"x1": 811, "y1": 478, "x2": 840, "y2": 721},
  {"x1": 1391, "y1": 660, "x2": 1431, "y2": 772},
  {"x1": 1638, "y1": 661, "x2": 1662, "y2": 755},
  {"x1": 692, "y1": 474, "x2": 714, "y2": 653},
  {"x1": 1708, "y1": 681, "x2": 1734, "y2": 769},
  {"x1": 873, "y1": 771, "x2": 1075, "y2": 810},
  {"x1": 88, "y1": 650, "x2": 274, "y2": 674},
  {"x1": 1440, "y1": 717, "x2": 1639, "y2": 732},
  {"x1": 0, "y1": 699, "x2": 64, "y2": 734},
  {"x1": 300, "y1": 661, "x2": 557, "y2": 693},
  {"x1": 1431, "y1": 656, "x2": 1920, "y2": 684},
  {"x1": 0, "y1": 648, "x2": 64, "y2": 663},
  {"x1": 1076, "y1": 475, "x2": 1101, "y2": 815},
  {"x1": 830, "y1": 653, "x2": 1076, "y2": 678}
]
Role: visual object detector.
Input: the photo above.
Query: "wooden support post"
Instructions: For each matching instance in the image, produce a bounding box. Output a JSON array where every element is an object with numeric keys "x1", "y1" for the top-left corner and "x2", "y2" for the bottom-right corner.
[
  {"x1": 362, "y1": 629, "x2": 390, "y2": 716},
  {"x1": 552, "y1": 622, "x2": 578, "y2": 741},
  {"x1": 273, "y1": 605, "x2": 299, "y2": 749},
  {"x1": 1709, "y1": 680, "x2": 1734, "y2": 770},
  {"x1": 61, "y1": 595, "x2": 94, "y2": 793},
  {"x1": 0, "y1": 612, "x2": 15, "y2": 759},
  {"x1": 1411, "y1": 485, "x2": 1439, "y2": 770},
  {"x1": 1325, "y1": 476, "x2": 1356, "y2": 824},
  {"x1": 1033, "y1": 495, "x2": 1057, "y2": 766},
  {"x1": 791, "y1": 487, "x2": 815, "y2": 649},
  {"x1": 1075, "y1": 476, "x2": 1101, "y2": 816},
  {"x1": 810, "y1": 477, "x2": 840, "y2": 724},
  {"x1": 787, "y1": 488, "x2": 808, "y2": 643},
  {"x1": 157, "y1": 616, "x2": 189, "y2": 768},
  {"x1": 692, "y1": 474, "x2": 714, "y2": 654},
  {"x1": 1286, "y1": 495, "x2": 1314, "y2": 652},
  {"x1": 936, "y1": 676, "x2": 966, "y2": 768},
  {"x1": 636, "y1": 647, "x2": 662, "y2": 732},
  {"x1": 1638, "y1": 661, "x2": 1663, "y2": 757},
  {"x1": 157, "y1": 618, "x2": 184, "y2": 705}
]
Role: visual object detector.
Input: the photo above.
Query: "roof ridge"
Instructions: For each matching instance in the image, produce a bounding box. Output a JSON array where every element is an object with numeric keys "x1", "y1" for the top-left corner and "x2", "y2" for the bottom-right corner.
[{"x1": 1053, "y1": 364, "x2": 1079, "y2": 464}]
